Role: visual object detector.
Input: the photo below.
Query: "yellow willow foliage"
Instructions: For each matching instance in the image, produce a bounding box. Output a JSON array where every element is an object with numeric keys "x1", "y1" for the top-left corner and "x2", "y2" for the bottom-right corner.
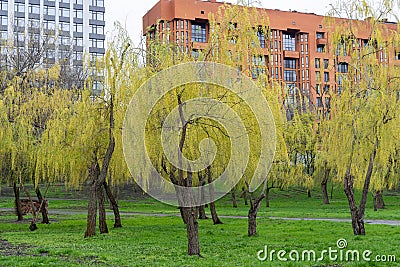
[{"x1": 322, "y1": 0, "x2": 400, "y2": 191}]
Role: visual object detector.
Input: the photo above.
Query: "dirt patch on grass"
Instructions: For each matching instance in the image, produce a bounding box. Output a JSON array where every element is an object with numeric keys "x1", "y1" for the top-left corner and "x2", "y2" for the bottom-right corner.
[{"x1": 0, "y1": 239, "x2": 33, "y2": 256}]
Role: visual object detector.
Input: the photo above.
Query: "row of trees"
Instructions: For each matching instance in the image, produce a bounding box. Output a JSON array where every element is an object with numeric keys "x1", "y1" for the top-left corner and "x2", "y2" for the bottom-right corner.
[{"x1": 0, "y1": 0, "x2": 399, "y2": 257}]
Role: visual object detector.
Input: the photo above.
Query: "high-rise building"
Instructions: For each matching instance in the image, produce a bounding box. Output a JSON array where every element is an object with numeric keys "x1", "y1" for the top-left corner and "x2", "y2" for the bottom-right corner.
[
  {"x1": 0, "y1": 0, "x2": 105, "y2": 69},
  {"x1": 142, "y1": 0, "x2": 399, "y2": 117}
]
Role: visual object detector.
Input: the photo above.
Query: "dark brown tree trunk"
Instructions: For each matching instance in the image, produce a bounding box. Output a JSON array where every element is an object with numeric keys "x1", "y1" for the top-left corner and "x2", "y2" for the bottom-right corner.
[
  {"x1": 344, "y1": 136, "x2": 378, "y2": 235},
  {"x1": 198, "y1": 205, "x2": 207, "y2": 220},
  {"x1": 307, "y1": 189, "x2": 311, "y2": 198},
  {"x1": 85, "y1": 161, "x2": 99, "y2": 238},
  {"x1": 265, "y1": 188, "x2": 270, "y2": 208},
  {"x1": 207, "y1": 166, "x2": 222, "y2": 225},
  {"x1": 103, "y1": 181, "x2": 122, "y2": 228},
  {"x1": 231, "y1": 189, "x2": 238, "y2": 208},
  {"x1": 13, "y1": 182, "x2": 23, "y2": 221},
  {"x1": 35, "y1": 186, "x2": 49, "y2": 224},
  {"x1": 241, "y1": 187, "x2": 248, "y2": 206},
  {"x1": 373, "y1": 191, "x2": 385, "y2": 211},
  {"x1": 321, "y1": 162, "x2": 330, "y2": 204},
  {"x1": 182, "y1": 207, "x2": 200, "y2": 256},
  {"x1": 248, "y1": 193, "x2": 265, "y2": 236},
  {"x1": 98, "y1": 184, "x2": 108, "y2": 234},
  {"x1": 321, "y1": 180, "x2": 329, "y2": 205},
  {"x1": 344, "y1": 173, "x2": 365, "y2": 235},
  {"x1": 197, "y1": 174, "x2": 207, "y2": 220}
]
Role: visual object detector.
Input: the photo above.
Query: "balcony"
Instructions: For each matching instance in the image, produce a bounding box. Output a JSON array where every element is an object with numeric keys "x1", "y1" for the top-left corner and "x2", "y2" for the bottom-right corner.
[
  {"x1": 316, "y1": 38, "x2": 327, "y2": 45},
  {"x1": 284, "y1": 50, "x2": 300, "y2": 58},
  {"x1": 192, "y1": 41, "x2": 208, "y2": 50}
]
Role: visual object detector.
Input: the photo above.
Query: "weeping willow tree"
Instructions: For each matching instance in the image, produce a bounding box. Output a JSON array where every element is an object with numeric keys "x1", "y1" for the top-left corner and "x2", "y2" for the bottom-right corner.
[
  {"x1": 134, "y1": 2, "x2": 277, "y2": 254},
  {"x1": 35, "y1": 24, "x2": 143, "y2": 236},
  {"x1": 0, "y1": 65, "x2": 73, "y2": 226},
  {"x1": 322, "y1": 0, "x2": 400, "y2": 235}
]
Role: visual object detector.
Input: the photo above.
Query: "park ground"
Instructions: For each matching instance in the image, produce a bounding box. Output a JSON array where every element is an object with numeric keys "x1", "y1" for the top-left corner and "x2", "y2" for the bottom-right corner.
[{"x1": 0, "y1": 185, "x2": 399, "y2": 266}]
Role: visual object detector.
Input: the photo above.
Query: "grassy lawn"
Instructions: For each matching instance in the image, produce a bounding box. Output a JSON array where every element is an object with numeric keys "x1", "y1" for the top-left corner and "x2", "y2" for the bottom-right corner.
[{"x1": 0, "y1": 186, "x2": 399, "y2": 266}]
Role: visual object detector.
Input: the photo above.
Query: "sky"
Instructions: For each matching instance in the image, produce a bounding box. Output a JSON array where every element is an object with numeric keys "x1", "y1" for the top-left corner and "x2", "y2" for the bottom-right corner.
[{"x1": 105, "y1": 0, "x2": 334, "y2": 46}]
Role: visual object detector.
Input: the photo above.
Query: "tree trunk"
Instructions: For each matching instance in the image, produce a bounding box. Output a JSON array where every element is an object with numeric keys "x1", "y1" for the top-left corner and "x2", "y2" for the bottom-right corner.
[
  {"x1": 231, "y1": 189, "x2": 238, "y2": 208},
  {"x1": 373, "y1": 191, "x2": 385, "y2": 211},
  {"x1": 321, "y1": 180, "x2": 329, "y2": 205},
  {"x1": 344, "y1": 173, "x2": 365, "y2": 235},
  {"x1": 321, "y1": 163, "x2": 330, "y2": 204},
  {"x1": 98, "y1": 184, "x2": 109, "y2": 234},
  {"x1": 248, "y1": 193, "x2": 265, "y2": 236},
  {"x1": 197, "y1": 174, "x2": 207, "y2": 220},
  {"x1": 182, "y1": 207, "x2": 201, "y2": 256},
  {"x1": 207, "y1": 166, "x2": 222, "y2": 225},
  {"x1": 265, "y1": 188, "x2": 270, "y2": 208},
  {"x1": 13, "y1": 182, "x2": 23, "y2": 221},
  {"x1": 198, "y1": 205, "x2": 207, "y2": 220},
  {"x1": 35, "y1": 186, "x2": 49, "y2": 224},
  {"x1": 241, "y1": 187, "x2": 248, "y2": 206},
  {"x1": 103, "y1": 181, "x2": 122, "y2": 228},
  {"x1": 85, "y1": 161, "x2": 99, "y2": 238},
  {"x1": 307, "y1": 189, "x2": 311, "y2": 198}
]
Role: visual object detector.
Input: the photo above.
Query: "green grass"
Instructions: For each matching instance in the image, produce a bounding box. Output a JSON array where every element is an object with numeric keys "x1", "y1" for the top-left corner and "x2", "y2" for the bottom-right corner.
[{"x1": 0, "y1": 186, "x2": 399, "y2": 266}]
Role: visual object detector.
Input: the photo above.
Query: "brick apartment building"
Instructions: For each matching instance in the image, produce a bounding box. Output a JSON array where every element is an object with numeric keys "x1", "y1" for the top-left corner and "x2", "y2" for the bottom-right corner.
[{"x1": 143, "y1": 0, "x2": 399, "y2": 116}]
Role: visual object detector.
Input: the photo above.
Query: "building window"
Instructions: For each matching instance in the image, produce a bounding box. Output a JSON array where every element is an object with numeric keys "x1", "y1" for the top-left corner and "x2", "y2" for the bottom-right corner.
[
  {"x1": 28, "y1": 4, "x2": 40, "y2": 14},
  {"x1": 91, "y1": 11, "x2": 104, "y2": 21},
  {"x1": 74, "y1": 51, "x2": 82, "y2": 60},
  {"x1": 284, "y1": 59, "x2": 296, "y2": 69},
  {"x1": 283, "y1": 32, "x2": 296, "y2": 51},
  {"x1": 44, "y1": 20, "x2": 56, "y2": 30},
  {"x1": 90, "y1": 24, "x2": 104, "y2": 35},
  {"x1": 316, "y1": 71, "x2": 321, "y2": 82},
  {"x1": 74, "y1": 36, "x2": 83, "y2": 46},
  {"x1": 337, "y1": 63, "x2": 348, "y2": 73},
  {"x1": 74, "y1": 23, "x2": 83, "y2": 32},
  {"x1": 324, "y1": 84, "x2": 330, "y2": 93},
  {"x1": 14, "y1": 3, "x2": 25, "y2": 13},
  {"x1": 0, "y1": 1, "x2": 8, "y2": 11},
  {"x1": 91, "y1": 0, "x2": 104, "y2": 7},
  {"x1": 257, "y1": 28, "x2": 266, "y2": 48},
  {"x1": 90, "y1": 38, "x2": 104, "y2": 49},
  {"x1": 191, "y1": 23, "x2": 206, "y2": 43},
  {"x1": 316, "y1": 45, "x2": 325, "y2": 53},
  {"x1": 325, "y1": 97, "x2": 330, "y2": 109},
  {"x1": 0, "y1": 16, "x2": 7, "y2": 26},
  {"x1": 316, "y1": 97, "x2": 322, "y2": 107},
  {"x1": 316, "y1": 32, "x2": 324, "y2": 39},
  {"x1": 59, "y1": 21, "x2": 70, "y2": 32},
  {"x1": 316, "y1": 84, "x2": 321, "y2": 95},
  {"x1": 59, "y1": 7, "x2": 70, "y2": 17},
  {"x1": 251, "y1": 55, "x2": 266, "y2": 79},
  {"x1": 28, "y1": 18, "x2": 40, "y2": 29},
  {"x1": 284, "y1": 70, "x2": 297, "y2": 82},
  {"x1": 75, "y1": 0, "x2": 83, "y2": 4},
  {"x1": 323, "y1": 59, "x2": 329, "y2": 69},
  {"x1": 324, "y1": 72, "x2": 329, "y2": 82},
  {"x1": 60, "y1": 35, "x2": 71, "y2": 46},
  {"x1": 44, "y1": 6, "x2": 56, "y2": 16},
  {"x1": 60, "y1": 0, "x2": 70, "y2": 3},
  {"x1": 315, "y1": 58, "x2": 320, "y2": 68},
  {"x1": 74, "y1": 9, "x2": 83, "y2": 19},
  {"x1": 14, "y1": 17, "x2": 25, "y2": 28}
]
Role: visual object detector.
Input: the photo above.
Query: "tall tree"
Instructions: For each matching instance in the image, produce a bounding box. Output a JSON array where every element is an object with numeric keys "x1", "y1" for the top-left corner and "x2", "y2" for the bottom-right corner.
[{"x1": 322, "y1": 0, "x2": 400, "y2": 235}]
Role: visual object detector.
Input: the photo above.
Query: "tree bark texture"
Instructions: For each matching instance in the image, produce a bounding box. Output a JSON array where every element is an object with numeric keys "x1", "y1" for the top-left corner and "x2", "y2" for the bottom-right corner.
[{"x1": 103, "y1": 181, "x2": 122, "y2": 228}]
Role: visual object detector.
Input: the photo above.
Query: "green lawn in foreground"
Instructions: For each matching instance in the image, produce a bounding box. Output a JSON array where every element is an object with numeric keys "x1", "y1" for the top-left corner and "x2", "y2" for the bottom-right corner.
[
  {"x1": 0, "y1": 187, "x2": 399, "y2": 266},
  {"x1": 0, "y1": 214, "x2": 399, "y2": 267}
]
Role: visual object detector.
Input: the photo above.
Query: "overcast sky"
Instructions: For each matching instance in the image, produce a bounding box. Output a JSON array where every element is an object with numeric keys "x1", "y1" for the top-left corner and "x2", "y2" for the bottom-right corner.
[{"x1": 105, "y1": 0, "x2": 334, "y2": 46}]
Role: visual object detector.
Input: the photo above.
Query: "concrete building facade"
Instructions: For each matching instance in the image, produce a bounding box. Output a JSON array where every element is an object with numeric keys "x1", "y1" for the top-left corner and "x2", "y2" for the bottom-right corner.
[
  {"x1": 0, "y1": 0, "x2": 105, "y2": 68},
  {"x1": 143, "y1": 0, "x2": 399, "y2": 116}
]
